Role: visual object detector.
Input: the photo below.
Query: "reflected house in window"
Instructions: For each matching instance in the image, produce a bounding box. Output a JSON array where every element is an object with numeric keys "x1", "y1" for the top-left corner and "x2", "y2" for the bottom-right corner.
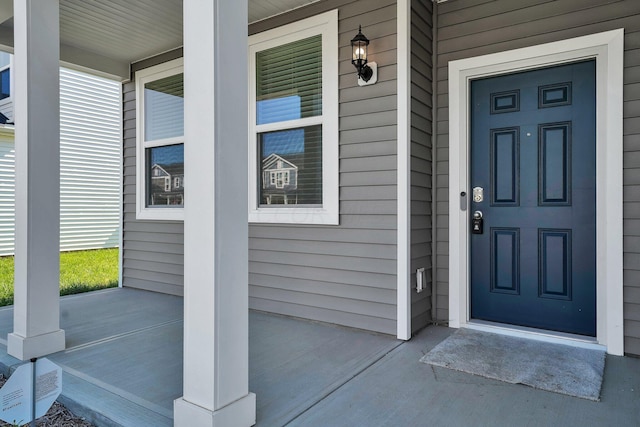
[
  {"x1": 262, "y1": 153, "x2": 298, "y2": 205},
  {"x1": 150, "y1": 163, "x2": 184, "y2": 205}
]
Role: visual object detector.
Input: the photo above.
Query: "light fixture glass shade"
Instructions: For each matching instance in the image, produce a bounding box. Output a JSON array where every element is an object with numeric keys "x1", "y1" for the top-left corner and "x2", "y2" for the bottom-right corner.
[
  {"x1": 350, "y1": 26, "x2": 369, "y2": 65},
  {"x1": 350, "y1": 26, "x2": 373, "y2": 82}
]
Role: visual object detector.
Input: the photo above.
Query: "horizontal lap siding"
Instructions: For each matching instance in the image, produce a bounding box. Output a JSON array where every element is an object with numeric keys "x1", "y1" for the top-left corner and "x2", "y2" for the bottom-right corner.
[
  {"x1": 122, "y1": 1, "x2": 402, "y2": 327},
  {"x1": 0, "y1": 68, "x2": 121, "y2": 256},
  {"x1": 59, "y1": 69, "x2": 121, "y2": 252},
  {"x1": 122, "y1": 57, "x2": 184, "y2": 295},
  {"x1": 248, "y1": 0, "x2": 399, "y2": 335},
  {"x1": 0, "y1": 135, "x2": 13, "y2": 255},
  {"x1": 436, "y1": 0, "x2": 640, "y2": 355},
  {"x1": 410, "y1": 0, "x2": 433, "y2": 332}
]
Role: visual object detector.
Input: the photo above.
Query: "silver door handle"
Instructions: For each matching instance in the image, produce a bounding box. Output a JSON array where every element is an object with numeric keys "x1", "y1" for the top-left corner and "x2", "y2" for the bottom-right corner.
[{"x1": 471, "y1": 210, "x2": 484, "y2": 234}]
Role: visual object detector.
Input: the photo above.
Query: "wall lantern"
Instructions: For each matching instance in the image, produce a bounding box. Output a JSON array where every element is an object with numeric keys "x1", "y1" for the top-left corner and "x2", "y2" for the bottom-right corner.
[{"x1": 350, "y1": 26, "x2": 377, "y2": 86}]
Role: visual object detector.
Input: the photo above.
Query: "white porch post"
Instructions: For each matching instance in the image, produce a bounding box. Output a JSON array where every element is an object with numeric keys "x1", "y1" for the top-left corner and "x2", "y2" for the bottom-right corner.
[
  {"x1": 7, "y1": 0, "x2": 65, "y2": 360},
  {"x1": 174, "y1": 0, "x2": 255, "y2": 426}
]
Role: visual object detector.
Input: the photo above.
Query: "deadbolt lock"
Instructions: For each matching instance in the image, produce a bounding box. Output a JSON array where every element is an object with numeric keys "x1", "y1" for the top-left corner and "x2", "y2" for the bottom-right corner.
[{"x1": 472, "y1": 187, "x2": 484, "y2": 203}]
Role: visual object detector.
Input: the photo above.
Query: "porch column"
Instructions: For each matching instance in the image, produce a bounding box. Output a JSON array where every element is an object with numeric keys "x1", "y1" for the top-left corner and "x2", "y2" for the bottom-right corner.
[
  {"x1": 173, "y1": 0, "x2": 255, "y2": 426},
  {"x1": 7, "y1": 0, "x2": 65, "y2": 360}
]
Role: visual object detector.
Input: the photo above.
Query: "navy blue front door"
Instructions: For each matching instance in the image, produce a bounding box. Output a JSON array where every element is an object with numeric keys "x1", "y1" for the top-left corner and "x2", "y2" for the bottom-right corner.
[{"x1": 470, "y1": 61, "x2": 596, "y2": 336}]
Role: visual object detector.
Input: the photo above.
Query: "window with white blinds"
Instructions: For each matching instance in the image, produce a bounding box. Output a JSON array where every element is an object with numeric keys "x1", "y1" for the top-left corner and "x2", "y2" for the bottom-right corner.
[
  {"x1": 248, "y1": 10, "x2": 339, "y2": 224},
  {"x1": 256, "y1": 35, "x2": 322, "y2": 206}
]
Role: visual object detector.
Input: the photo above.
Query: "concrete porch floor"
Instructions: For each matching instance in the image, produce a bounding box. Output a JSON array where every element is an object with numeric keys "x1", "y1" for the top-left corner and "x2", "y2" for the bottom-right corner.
[{"x1": 0, "y1": 288, "x2": 638, "y2": 426}]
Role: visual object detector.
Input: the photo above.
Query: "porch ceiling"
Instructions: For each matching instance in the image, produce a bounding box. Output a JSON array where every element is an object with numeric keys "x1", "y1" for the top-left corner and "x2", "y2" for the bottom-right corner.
[{"x1": 0, "y1": 0, "x2": 319, "y2": 81}]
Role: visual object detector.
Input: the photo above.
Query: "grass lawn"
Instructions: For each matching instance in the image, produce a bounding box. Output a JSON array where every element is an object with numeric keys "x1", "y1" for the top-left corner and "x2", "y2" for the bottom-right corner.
[{"x1": 0, "y1": 248, "x2": 119, "y2": 307}]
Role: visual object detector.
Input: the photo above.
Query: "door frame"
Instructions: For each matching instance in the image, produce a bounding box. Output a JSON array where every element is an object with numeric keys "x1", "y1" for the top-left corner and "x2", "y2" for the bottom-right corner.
[{"x1": 447, "y1": 29, "x2": 624, "y2": 355}]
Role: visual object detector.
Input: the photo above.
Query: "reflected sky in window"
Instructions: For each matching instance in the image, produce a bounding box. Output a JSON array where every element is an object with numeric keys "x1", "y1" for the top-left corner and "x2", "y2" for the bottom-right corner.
[
  {"x1": 151, "y1": 144, "x2": 183, "y2": 166},
  {"x1": 261, "y1": 129, "x2": 304, "y2": 157}
]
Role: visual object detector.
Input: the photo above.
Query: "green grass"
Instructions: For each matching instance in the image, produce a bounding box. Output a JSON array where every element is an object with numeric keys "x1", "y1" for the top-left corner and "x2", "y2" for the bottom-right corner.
[{"x1": 0, "y1": 248, "x2": 119, "y2": 307}]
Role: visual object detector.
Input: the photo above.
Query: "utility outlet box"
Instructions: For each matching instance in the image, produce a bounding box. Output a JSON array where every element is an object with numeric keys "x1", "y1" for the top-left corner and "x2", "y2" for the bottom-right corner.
[{"x1": 416, "y1": 267, "x2": 426, "y2": 293}]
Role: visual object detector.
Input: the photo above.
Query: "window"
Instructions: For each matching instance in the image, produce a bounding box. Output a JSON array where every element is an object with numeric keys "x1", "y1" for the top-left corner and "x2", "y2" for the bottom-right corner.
[
  {"x1": 0, "y1": 69, "x2": 9, "y2": 100},
  {"x1": 0, "y1": 52, "x2": 10, "y2": 101},
  {"x1": 136, "y1": 58, "x2": 184, "y2": 220},
  {"x1": 248, "y1": 10, "x2": 338, "y2": 224},
  {"x1": 271, "y1": 170, "x2": 290, "y2": 189}
]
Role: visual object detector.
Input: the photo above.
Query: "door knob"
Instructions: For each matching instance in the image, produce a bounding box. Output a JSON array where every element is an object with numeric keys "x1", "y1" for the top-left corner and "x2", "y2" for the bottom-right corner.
[{"x1": 472, "y1": 211, "x2": 483, "y2": 234}]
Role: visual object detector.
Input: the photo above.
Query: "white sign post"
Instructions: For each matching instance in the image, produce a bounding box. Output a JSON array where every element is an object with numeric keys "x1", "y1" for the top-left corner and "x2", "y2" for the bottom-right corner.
[{"x1": 0, "y1": 358, "x2": 62, "y2": 426}]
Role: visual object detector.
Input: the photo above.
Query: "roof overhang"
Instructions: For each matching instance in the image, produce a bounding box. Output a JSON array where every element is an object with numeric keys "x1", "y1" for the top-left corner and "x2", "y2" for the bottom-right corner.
[{"x1": 0, "y1": 0, "x2": 320, "y2": 82}]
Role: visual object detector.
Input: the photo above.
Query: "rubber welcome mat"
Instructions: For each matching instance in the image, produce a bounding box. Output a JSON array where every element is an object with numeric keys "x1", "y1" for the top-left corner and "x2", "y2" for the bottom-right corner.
[{"x1": 420, "y1": 328, "x2": 605, "y2": 401}]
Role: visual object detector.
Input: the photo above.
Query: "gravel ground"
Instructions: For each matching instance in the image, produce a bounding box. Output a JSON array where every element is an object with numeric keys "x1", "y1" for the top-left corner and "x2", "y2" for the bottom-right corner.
[{"x1": 0, "y1": 375, "x2": 95, "y2": 427}]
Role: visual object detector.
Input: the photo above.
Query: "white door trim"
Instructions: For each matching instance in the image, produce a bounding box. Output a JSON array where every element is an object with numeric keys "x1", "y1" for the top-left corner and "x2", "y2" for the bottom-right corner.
[
  {"x1": 396, "y1": 0, "x2": 411, "y2": 340},
  {"x1": 447, "y1": 29, "x2": 624, "y2": 355}
]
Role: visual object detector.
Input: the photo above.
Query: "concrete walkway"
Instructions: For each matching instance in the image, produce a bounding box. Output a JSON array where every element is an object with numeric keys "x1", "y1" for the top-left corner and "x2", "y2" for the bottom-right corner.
[{"x1": 0, "y1": 288, "x2": 638, "y2": 426}]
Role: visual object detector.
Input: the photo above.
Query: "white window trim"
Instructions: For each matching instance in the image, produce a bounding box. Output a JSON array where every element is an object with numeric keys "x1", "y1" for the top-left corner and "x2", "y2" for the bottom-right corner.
[
  {"x1": 135, "y1": 58, "x2": 184, "y2": 221},
  {"x1": 248, "y1": 10, "x2": 339, "y2": 225},
  {"x1": 448, "y1": 29, "x2": 624, "y2": 355}
]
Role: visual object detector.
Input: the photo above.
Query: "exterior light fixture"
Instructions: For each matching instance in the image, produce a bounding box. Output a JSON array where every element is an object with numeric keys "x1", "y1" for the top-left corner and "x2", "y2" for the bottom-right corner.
[{"x1": 350, "y1": 26, "x2": 377, "y2": 86}]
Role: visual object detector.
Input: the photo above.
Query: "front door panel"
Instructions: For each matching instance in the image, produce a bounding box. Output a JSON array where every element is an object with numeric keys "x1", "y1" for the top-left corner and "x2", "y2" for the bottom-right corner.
[{"x1": 470, "y1": 61, "x2": 596, "y2": 336}]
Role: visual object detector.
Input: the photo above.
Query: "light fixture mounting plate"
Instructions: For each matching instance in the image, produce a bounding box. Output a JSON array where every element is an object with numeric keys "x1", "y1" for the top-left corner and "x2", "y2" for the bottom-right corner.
[{"x1": 357, "y1": 62, "x2": 377, "y2": 86}]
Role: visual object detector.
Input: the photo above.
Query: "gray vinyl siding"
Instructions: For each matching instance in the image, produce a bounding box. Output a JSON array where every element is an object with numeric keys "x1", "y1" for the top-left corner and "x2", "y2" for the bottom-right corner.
[
  {"x1": 122, "y1": 0, "x2": 403, "y2": 335},
  {"x1": 121, "y1": 2, "x2": 402, "y2": 329},
  {"x1": 248, "y1": 0, "x2": 399, "y2": 335},
  {"x1": 410, "y1": 0, "x2": 433, "y2": 333},
  {"x1": 121, "y1": 50, "x2": 185, "y2": 296},
  {"x1": 434, "y1": 0, "x2": 640, "y2": 355}
]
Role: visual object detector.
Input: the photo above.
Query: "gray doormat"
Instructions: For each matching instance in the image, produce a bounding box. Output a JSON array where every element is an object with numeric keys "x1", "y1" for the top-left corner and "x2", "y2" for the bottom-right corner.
[{"x1": 420, "y1": 328, "x2": 605, "y2": 401}]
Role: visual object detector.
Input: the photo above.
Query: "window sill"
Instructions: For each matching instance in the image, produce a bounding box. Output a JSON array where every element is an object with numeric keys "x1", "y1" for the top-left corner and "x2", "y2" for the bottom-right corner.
[
  {"x1": 249, "y1": 207, "x2": 338, "y2": 225},
  {"x1": 137, "y1": 207, "x2": 184, "y2": 221}
]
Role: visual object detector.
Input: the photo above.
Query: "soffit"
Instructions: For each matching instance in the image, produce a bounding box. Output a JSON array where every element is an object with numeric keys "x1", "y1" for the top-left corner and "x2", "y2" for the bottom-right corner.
[
  {"x1": 0, "y1": 0, "x2": 320, "y2": 80},
  {"x1": 249, "y1": 0, "x2": 320, "y2": 23}
]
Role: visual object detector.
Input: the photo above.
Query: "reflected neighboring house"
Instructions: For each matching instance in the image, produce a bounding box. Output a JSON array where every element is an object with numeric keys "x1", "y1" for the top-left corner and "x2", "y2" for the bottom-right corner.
[
  {"x1": 151, "y1": 163, "x2": 184, "y2": 205},
  {"x1": 261, "y1": 153, "x2": 298, "y2": 205}
]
